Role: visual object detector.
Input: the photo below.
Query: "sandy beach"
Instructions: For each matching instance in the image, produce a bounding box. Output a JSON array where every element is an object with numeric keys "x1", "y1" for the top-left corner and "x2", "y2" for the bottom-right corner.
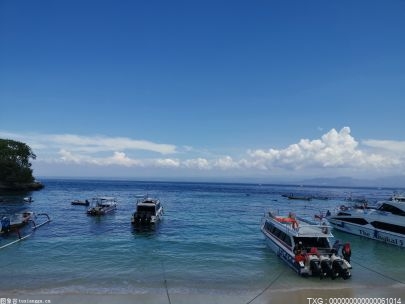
[{"x1": 5, "y1": 285, "x2": 404, "y2": 304}]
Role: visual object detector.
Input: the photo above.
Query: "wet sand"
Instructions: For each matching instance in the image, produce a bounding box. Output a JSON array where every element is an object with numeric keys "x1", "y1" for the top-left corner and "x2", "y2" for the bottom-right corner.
[{"x1": 5, "y1": 285, "x2": 404, "y2": 304}]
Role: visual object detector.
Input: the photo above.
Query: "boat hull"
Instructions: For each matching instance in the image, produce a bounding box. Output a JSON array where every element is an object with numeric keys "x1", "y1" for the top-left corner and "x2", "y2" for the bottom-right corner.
[
  {"x1": 261, "y1": 224, "x2": 300, "y2": 274},
  {"x1": 131, "y1": 210, "x2": 163, "y2": 226},
  {"x1": 328, "y1": 219, "x2": 405, "y2": 247}
]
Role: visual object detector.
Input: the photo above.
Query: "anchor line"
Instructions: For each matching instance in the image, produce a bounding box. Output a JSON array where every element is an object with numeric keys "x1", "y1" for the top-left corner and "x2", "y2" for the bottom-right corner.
[
  {"x1": 350, "y1": 257, "x2": 405, "y2": 285},
  {"x1": 244, "y1": 269, "x2": 285, "y2": 304},
  {"x1": 160, "y1": 260, "x2": 172, "y2": 304}
]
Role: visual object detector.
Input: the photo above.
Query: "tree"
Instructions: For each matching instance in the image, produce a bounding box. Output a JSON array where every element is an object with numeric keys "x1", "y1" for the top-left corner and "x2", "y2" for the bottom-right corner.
[{"x1": 0, "y1": 139, "x2": 36, "y2": 185}]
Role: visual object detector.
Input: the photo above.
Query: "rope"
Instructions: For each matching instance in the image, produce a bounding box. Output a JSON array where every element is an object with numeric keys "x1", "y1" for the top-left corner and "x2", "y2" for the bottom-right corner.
[
  {"x1": 160, "y1": 260, "x2": 172, "y2": 304},
  {"x1": 245, "y1": 269, "x2": 285, "y2": 304},
  {"x1": 350, "y1": 258, "x2": 405, "y2": 285}
]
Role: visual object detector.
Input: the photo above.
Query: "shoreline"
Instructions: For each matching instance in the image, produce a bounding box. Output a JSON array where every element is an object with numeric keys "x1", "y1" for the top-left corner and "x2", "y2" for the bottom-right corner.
[
  {"x1": 3, "y1": 285, "x2": 404, "y2": 304},
  {"x1": 0, "y1": 180, "x2": 44, "y2": 192}
]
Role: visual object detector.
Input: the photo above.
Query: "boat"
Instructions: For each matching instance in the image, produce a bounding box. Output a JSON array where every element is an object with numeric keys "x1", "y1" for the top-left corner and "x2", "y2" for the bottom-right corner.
[
  {"x1": 390, "y1": 193, "x2": 405, "y2": 202},
  {"x1": 71, "y1": 199, "x2": 90, "y2": 206},
  {"x1": 261, "y1": 210, "x2": 351, "y2": 279},
  {"x1": 131, "y1": 196, "x2": 163, "y2": 226},
  {"x1": 326, "y1": 198, "x2": 405, "y2": 247},
  {"x1": 86, "y1": 197, "x2": 117, "y2": 216},
  {"x1": 0, "y1": 212, "x2": 51, "y2": 249},
  {"x1": 282, "y1": 193, "x2": 312, "y2": 201},
  {"x1": 1, "y1": 211, "x2": 34, "y2": 233}
]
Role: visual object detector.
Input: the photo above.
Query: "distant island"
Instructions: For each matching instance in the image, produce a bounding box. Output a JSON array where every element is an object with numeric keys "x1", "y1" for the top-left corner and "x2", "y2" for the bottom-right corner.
[{"x1": 0, "y1": 138, "x2": 44, "y2": 192}]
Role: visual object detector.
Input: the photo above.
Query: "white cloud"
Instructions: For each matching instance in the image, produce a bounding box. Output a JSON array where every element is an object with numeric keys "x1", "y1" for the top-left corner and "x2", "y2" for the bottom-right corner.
[
  {"x1": 0, "y1": 131, "x2": 177, "y2": 155},
  {"x1": 154, "y1": 158, "x2": 181, "y2": 168},
  {"x1": 183, "y1": 158, "x2": 211, "y2": 170},
  {"x1": 247, "y1": 127, "x2": 404, "y2": 171},
  {"x1": 362, "y1": 139, "x2": 405, "y2": 153},
  {"x1": 213, "y1": 156, "x2": 240, "y2": 170},
  {"x1": 2, "y1": 128, "x2": 405, "y2": 177}
]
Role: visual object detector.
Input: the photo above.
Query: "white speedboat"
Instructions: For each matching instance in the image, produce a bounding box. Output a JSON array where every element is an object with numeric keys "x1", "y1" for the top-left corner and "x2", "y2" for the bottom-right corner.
[
  {"x1": 131, "y1": 196, "x2": 163, "y2": 226},
  {"x1": 87, "y1": 197, "x2": 117, "y2": 216},
  {"x1": 326, "y1": 198, "x2": 405, "y2": 247},
  {"x1": 261, "y1": 211, "x2": 351, "y2": 279}
]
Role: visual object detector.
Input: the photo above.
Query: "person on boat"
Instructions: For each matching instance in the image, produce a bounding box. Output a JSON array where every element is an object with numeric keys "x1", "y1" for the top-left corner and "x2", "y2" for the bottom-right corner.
[
  {"x1": 342, "y1": 243, "x2": 351, "y2": 263},
  {"x1": 294, "y1": 241, "x2": 303, "y2": 254},
  {"x1": 293, "y1": 241, "x2": 306, "y2": 264},
  {"x1": 309, "y1": 247, "x2": 319, "y2": 256}
]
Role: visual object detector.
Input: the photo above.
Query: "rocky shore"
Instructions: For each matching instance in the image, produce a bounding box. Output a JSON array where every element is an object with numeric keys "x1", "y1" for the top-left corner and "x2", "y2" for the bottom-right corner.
[{"x1": 0, "y1": 180, "x2": 44, "y2": 192}]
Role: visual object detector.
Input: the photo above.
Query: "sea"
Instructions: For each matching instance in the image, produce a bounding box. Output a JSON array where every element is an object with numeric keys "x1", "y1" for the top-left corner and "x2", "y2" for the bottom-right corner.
[{"x1": 1, "y1": 179, "x2": 404, "y2": 304}]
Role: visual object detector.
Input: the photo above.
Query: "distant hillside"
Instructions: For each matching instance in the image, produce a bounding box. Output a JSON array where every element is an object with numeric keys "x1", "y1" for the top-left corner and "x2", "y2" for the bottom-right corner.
[{"x1": 299, "y1": 176, "x2": 405, "y2": 188}]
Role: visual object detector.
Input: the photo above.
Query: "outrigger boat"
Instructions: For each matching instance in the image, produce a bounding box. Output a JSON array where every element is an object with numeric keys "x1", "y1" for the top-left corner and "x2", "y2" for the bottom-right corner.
[
  {"x1": 261, "y1": 210, "x2": 352, "y2": 279},
  {"x1": 87, "y1": 197, "x2": 117, "y2": 216},
  {"x1": 1, "y1": 211, "x2": 34, "y2": 232},
  {"x1": 131, "y1": 196, "x2": 163, "y2": 226},
  {"x1": 0, "y1": 212, "x2": 51, "y2": 249}
]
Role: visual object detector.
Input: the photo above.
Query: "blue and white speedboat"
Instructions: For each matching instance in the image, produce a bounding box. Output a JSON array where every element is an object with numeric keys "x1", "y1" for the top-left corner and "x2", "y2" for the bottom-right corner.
[
  {"x1": 326, "y1": 196, "x2": 405, "y2": 247},
  {"x1": 261, "y1": 210, "x2": 351, "y2": 279}
]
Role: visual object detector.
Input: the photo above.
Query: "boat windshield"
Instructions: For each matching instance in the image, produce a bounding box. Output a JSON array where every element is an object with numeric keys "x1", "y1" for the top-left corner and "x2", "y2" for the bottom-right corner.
[
  {"x1": 377, "y1": 203, "x2": 405, "y2": 216},
  {"x1": 293, "y1": 237, "x2": 330, "y2": 250},
  {"x1": 137, "y1": 206, "x2": 156, "y2": 213}
]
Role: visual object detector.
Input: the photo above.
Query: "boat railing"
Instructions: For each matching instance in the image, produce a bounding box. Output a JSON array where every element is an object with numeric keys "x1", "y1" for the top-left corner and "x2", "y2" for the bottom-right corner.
[{"x1": 265, "y1": 210, "x2": 332, "y2": 236}]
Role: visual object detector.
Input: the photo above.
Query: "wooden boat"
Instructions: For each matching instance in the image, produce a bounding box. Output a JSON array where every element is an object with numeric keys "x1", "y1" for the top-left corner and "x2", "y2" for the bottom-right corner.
[
  {"x1": 0, "y1": 212, "x2": 51, "y2": 249},
  {"x1": 71, "y1": 199, "x2": 90, "y2": 206},
  {"x1": 282, "y1": 193, "x2": 312, "y2": 201}
]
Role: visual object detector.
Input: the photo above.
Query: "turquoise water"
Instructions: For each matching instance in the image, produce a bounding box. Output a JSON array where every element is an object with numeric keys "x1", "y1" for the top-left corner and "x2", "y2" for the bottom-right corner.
[{"x1": 1, "y1": 180, "x2": 404, "y2": 301}]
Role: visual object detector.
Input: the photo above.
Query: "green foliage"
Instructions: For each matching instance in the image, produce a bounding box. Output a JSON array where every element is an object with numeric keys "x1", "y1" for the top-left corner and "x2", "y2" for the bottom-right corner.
[{"x1": 0, "y1": 139, "x2": 36, "y2": 185}]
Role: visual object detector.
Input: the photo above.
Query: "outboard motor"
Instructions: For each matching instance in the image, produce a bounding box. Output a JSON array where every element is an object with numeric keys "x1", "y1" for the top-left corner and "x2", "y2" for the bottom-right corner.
[
  {"x1": 307, "y1": 254, "x2": 321, "y2": 276},
  {"x1": 1, "y1": 217, "x2": 11, "y2": 233},
  {"x1": 141, "y1": 214, "x2": 148, "y2": 224},
  {"x1": 331, "y1": 254, "x2": 351, "y2": 280},
  {"x1": 319, "y1": 256, "x2": 333, "y2": 279}
]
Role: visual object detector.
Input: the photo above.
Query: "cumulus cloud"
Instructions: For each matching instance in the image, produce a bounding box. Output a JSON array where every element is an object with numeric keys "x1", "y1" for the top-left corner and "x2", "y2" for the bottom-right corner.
[
  {"x1": 154, "y1": 158, "x2": 181, "y2": 168},
  {"x1": 183, "y1": 158, "x2": 211, "y2": 170},
  {"x1": 247, "y1": 127, "x2": 403, "y2": 171},
  {"x1": 58, "y1": 149, "x2": 141, "y2": 167}
]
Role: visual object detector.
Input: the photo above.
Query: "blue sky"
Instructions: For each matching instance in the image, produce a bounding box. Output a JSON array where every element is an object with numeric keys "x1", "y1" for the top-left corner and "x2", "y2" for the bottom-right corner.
[{"x1": 1, "y1": 0, "x2": 405, "y2": 181}]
